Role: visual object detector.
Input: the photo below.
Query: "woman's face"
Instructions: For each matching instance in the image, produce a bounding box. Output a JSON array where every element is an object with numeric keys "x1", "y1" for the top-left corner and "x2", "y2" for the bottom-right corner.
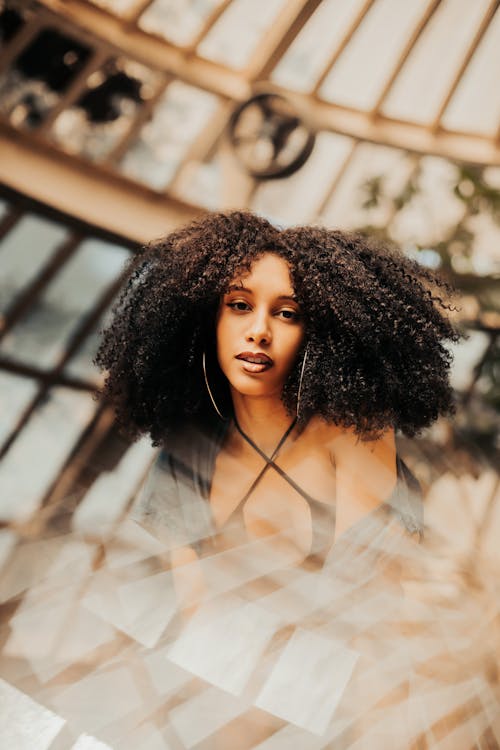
[{"x1": 216, "y1": 253, "x2": 305, "y2": 399}]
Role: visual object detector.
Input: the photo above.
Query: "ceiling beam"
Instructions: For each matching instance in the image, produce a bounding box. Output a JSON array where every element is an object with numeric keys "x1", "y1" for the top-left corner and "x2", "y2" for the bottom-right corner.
[
  {"x1": 245, "y1": 0, "x2": 324, "y2": 80},
  {"x1": 0, "y1": 124, "x2": 202, "y2": 243},
  {"x1": 30, "y1": 0, "x2": 500, "y2": 166},
  {"x1": 280, "y1": 86, "x2": 500, "y2": 166},
  {"x1": 36, "y1": 0, "x2": 250, "y2": 100}
]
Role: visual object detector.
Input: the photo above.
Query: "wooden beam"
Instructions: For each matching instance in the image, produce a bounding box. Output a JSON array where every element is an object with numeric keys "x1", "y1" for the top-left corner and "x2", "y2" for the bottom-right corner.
[
  {"x1": 371, "y1": 0, "x2": 441, "y2": 118},
  {"x1": 23, "y1": 0, "x2": 500, "y2": 166},
  {"x1": 36, "y1": 48, "x2": 110, "y2": 136},
  {"x1": 431, "y1": 0, "x2": 500, "y2": 132},
  {"x1": 35, "y1": 0, "x2": 250, "y2": 101},
  {"x1": 312, "y1": 0, "x2": 376, "y2": 95},
  {"x1": 273, "y1": 85, "x2": 500, "y2": 166},
  {"x1": 104, "y1": 75, "x2": 171, "y2": 165},
  {"x1": 245, "y1": 0, "x2": 324, "y2": 81},
  {"x1": 0, "y1": 123, "x2": 202, "y2": 243}
]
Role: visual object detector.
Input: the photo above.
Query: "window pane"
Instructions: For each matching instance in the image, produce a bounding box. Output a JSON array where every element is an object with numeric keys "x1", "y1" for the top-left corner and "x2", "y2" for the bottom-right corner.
[
  {"x1": 0, "y1": 387, "x2": 98, "y2": 523},
  {"x1": 139, "y1": 0, "x2": 225, "y2": 46},
  {"x1": 382, "y1": 0, "x2": 492, "y2": 126},
  {"x1": 319, "y1": 0, "x2": 430, "y2": 110},
  {"x1": 0, "y1": 239, "x2": 130, "y2": 369},
  {"x1": 0, "y1": 371, "x2": 39, "y2": 450},
  {"x1": 319, "y1": 143, "x2": 414, "y2": 230},
  {"x1": 0, "y1": 28, "x2": 91, "y2": 130},
  {"x1": 0, "y1": 214, "x2": 69, "y2": 315},
  {"x1": 252, "y1": 132, "x2": 353, "y2": 225},
  {"x1": 64, "y1": 309, "x2": 112, "y2": 384},
  {"x1": 72, "y1": 438, "x2": 157, "y2": 536},
  {"x1": 51, "y1": 59, "x2": 163, "y2": 162},
  {"x1": 197, "y1": 0, "x2": 286, "y2": 69},
  {"x1": 441, "y1": 5, "x2": 500, "y2": 135},
  {"x1": 272, "y1": 0, "x2": 369, "y2": 93},
  {"x1": 119, "y1": 81, "x2": 218, "y2": 189}
]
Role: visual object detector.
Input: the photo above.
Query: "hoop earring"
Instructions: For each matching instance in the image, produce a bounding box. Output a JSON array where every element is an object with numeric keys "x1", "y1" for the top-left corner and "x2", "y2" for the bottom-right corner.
[
  {"x1": 203, "y1": 350, "x2": 227, "y2": 420},
  {"x1": 296, "y1": 345, "x2": 308, "y2": 419}
]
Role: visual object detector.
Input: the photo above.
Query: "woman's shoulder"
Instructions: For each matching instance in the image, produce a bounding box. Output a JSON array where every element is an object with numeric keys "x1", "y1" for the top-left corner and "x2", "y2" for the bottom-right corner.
[
  {"x1": 307, "y1": 416, "x2": 424, "y2": 537},
  {"x1": 304, "y1": 416, "x2": 396, "y2": 461}
]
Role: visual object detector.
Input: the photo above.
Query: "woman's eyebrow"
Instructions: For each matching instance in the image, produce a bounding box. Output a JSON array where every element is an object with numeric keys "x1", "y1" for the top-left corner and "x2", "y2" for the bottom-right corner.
[
  {"x1": 227, "y1": 285, "x2": 298, "y2": 303},
  {"x1": 227, "y1": 284, "x2": 251, "y2": 293}
]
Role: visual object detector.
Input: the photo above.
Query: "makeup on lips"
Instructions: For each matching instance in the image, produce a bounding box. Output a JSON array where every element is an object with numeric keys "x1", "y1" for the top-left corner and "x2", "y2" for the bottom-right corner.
[{"x1": 235, "y1": 351, "x2": 274, "y2": 373}]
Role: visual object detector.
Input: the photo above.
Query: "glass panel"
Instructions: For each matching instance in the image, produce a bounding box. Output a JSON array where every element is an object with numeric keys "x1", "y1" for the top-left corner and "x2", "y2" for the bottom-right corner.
[
  {"x1": 0, "y1": 387, "x2": 97, "y2": 524},
  {"x1": 119, "y1": 81, "x2": 218, "y2": 189},
  {"x1": 271, "y1": 0, "x2": 369, "y2": 93},
  {"x1": 0, "y1": 214, "x2": 69, "y2": 316},
  {"x1": 197, "y1": 0, "x2": 286, "y2": 69},
  {"x1": 72, "y1": 438, "x2": 157, "y2": 536},
  {"x1": 0, "y1": 680, "x2": 64, "y2": 749},
  {"x1": 167, "y1": 675, "x2": 250, "y2": 744},
  {"x1": 319, "y1": 0, "x2": 431, "y2": 110},
  {"x1": 381, "y1": 0, "x2": 492, "y2": 126},
  {"x1": 171, "y1": 150, "x2": 224, "y2": 209},
  {"x1": 51, "y1": 59, "x2": 163, "y2": 162},
  {"x1": 0, "y1": 239, "x2": 130, "y2": 369},
  {"x1": 441, "y1": 5, "x2": 500, "y2": 136},
  {"x1": 139, "y1": 0, "x2": 225, "y2": 46},
  {"x1": 64, "y1": 309, "x2": 113, "y2": 384},
  {"x1": 255, "y1": 628, "x2": 357, "y2": 735},
  {"x1": 0, "y1": 28, "x2": 91, "y2": 130},
  {"x1": 251, "y1": 132, "x2": 353, "y2": 225},
  {"x1": 388, "y1": 157, "x2": 465, "y2": 247},
  {"x1": 51, "y1": 666, "x2": 144, "y2": 735},
  {"x1": 0, "y1": 371, "x2": 39, "y2": 450},
  {"x1": 320, "y1": 143, "x2": 414, "y2": 231},
  {"x1": 71, "y1": 735, "x2": 114, "y2": 749}
]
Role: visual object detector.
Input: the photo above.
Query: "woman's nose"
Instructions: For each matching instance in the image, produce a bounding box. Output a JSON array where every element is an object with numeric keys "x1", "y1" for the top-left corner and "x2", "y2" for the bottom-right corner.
[{"x1": 245, "y1": 312, "x2": 271, "y2": 344}]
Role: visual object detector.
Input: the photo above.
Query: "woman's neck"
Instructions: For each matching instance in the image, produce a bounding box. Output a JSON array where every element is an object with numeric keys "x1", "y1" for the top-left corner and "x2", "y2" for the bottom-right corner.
[{"x1": 230, "y1": 391, "x2": 296, "y2": 455}]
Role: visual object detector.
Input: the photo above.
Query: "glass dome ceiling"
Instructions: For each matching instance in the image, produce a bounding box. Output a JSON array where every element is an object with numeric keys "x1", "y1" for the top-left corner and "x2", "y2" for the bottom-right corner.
[{"x1": 0, "y1": 0, "x2": 500, "y2": 267}]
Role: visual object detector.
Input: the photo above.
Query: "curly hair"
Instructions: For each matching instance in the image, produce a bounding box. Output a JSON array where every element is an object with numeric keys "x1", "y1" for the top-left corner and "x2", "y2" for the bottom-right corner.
[{"x1": 94, "y1": 210, "x2": 462, "y2": 445}]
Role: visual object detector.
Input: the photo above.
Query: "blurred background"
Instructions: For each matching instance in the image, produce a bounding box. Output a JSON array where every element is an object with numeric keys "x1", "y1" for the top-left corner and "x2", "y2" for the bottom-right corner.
[{"x1": 0, "y1": 0, "x2": 498, "y2": 576}]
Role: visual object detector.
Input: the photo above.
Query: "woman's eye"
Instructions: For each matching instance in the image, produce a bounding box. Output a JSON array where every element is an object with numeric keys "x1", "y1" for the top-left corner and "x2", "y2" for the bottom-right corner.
[
  {"x1": 278, "y1": 309, "x2": 300, "y2": 320},
  {"x1": 227, "y1": 301, "x2": 250, "y2": 311}
]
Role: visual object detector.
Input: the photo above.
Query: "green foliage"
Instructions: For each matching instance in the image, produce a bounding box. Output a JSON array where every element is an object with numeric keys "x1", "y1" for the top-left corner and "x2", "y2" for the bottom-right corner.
[
  {"x1": 453, "y1": 165, "x2": 500, "y2": 224},
  {"x1": 356, "y1": 155, "x2": 499, "y2": 460}
]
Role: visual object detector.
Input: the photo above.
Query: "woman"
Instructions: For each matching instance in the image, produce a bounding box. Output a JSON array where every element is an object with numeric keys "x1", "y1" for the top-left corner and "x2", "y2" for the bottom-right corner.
[
  {"x1": 90, "y1": 211, "x2": 498, "y2": 748},
  {"x1": 1, "y1": 210, "x2": 497, "y2": 750},
  {"x1": 96, "y1": 208, "x2": 454, "y2": 548}
]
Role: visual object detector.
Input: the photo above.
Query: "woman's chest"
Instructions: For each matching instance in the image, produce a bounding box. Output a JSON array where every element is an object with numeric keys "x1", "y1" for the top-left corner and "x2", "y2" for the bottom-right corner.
[{"x1": 208, "y1": 439, "x2": 336, "y2": 554}]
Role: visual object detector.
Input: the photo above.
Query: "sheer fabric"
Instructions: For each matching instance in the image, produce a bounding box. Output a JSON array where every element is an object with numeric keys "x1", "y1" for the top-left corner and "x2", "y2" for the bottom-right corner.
[{"x1": 0, "y1": 420, "x2": 498, "y2": 749}]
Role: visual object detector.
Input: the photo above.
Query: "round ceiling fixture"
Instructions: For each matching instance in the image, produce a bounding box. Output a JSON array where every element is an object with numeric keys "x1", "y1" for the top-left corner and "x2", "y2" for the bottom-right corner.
[{"x1": 228, "y1": 92, "x2": 315, "y2": 180}]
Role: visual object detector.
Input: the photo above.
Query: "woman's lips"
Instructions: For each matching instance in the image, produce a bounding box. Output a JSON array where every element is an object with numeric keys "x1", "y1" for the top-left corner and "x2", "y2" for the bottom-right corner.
[{"x1": 236, "y1": 352, "x2": 273, "y2": 373}]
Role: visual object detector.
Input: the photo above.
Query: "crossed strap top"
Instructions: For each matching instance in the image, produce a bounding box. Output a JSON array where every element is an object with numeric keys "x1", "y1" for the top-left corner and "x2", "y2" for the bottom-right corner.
[
  {"x1": 226, "y1": 416, "x2": 337, "y2": 560},
  {"x1": 135, "y1": 416, "x2": 424, "y2": 566}
]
